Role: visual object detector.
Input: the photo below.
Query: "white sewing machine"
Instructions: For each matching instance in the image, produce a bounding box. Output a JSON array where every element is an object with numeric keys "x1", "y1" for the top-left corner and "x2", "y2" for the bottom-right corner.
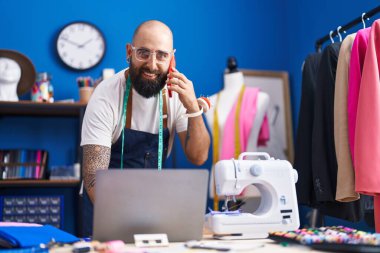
[{"x1": 205, "y1": 152, "x2": 300, "y2": 239}]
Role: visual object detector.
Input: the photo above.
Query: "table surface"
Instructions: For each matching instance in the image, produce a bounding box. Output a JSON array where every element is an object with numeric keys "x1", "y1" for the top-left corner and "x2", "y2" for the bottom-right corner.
[{"x1": 122, "y1": 238, "x2": 326, "y2": 253}]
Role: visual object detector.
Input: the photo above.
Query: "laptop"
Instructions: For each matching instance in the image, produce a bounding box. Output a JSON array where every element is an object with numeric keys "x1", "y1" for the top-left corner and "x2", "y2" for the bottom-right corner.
[{"x1": 93, "y1": 169, "x2": 209, "y2": 243}]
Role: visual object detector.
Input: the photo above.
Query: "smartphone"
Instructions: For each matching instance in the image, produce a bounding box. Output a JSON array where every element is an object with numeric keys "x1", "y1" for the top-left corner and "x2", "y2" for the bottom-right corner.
[{"x1": 168, "y1": 56, "x2": 176, "y2": 98}]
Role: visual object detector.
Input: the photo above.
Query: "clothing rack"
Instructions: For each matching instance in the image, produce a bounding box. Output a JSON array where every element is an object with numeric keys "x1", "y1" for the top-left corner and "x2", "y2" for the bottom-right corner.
[{"x1": 315, "y1": 5, "x2": 380, "y2": 52}]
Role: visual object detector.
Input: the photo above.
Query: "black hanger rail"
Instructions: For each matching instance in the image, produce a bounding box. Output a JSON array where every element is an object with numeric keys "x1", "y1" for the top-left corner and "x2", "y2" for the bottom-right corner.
[{"x1": 315, "y1": 5, "x2": 380, "y2": 52}]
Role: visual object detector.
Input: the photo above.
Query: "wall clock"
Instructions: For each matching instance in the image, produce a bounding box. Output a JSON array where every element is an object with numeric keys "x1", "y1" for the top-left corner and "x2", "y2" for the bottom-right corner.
[{"x1": 56, "y1": 21, "x2": 106, "y2": 70}]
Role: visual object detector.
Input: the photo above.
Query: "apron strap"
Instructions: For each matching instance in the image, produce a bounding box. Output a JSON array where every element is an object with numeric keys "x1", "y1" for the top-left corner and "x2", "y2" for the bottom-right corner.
[
  {"x1": 126, "y1": 86, "x2": 133, "y2": 129},
  {"x1": 163, "y1": 88, "x2": 168, "y2": 128}
]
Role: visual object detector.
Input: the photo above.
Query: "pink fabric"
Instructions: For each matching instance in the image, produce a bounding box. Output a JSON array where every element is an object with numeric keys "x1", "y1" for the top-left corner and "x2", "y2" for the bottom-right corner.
[
  {"x1": 239, "y1": 87, "x2": 260, "y2": 152},
  {"x1": 258, "y1": 115, "x2": 270, "y2": 146},
  {"x1": 347, "y1": 27, "x2": 371, "y2": 163},
  {"x1": 220, "y1": 87, "x2": 269, "y2": 159},
  {"x1": 219, "y1": 95, "x2": 238, "y2": 160},
  {"x1": 355, "y1": 20, "x2": 380, "y2": 195}
]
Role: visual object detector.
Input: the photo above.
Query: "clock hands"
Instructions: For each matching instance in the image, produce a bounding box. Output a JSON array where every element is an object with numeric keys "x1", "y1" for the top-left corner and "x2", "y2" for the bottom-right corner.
[
  {"x1": 61, "y1": 37, "x2": 82, "y2": 47},
  {"x1": 61, "y1": 37, "x2": 94, "y2": 49},
  {"x1": 78, "y1": 38, "x2": 93, "y2": 48}
]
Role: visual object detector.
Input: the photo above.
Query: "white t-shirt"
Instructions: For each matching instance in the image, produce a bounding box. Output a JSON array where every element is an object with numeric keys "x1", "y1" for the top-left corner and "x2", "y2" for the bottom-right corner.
[{"x1": 80, "y1": 69, "x2": 188, "y2": 156}]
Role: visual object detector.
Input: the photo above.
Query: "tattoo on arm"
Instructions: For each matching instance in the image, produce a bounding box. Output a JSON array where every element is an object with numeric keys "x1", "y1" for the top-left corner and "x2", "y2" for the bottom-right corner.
[{"x1": 82, "y1": 145, "x2": 111, "y2": 193}]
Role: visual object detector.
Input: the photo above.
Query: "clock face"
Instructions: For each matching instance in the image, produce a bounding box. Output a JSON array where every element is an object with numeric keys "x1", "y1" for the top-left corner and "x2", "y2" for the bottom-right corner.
[{"x1": 56, "y1": 22, "x2": 106, "y2": 70}]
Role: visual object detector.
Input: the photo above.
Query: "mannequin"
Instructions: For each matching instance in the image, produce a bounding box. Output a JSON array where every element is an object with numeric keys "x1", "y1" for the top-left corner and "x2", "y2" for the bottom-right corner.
[
  {"x1": 205, "y1": 57, "x2": 270, "y2": 159},
  {"x1": 205, "y1": 57, "x2": 270, "y2": 210},
  {"x1": 0, "y1": 57, "x2": 21, "y2": 101}
]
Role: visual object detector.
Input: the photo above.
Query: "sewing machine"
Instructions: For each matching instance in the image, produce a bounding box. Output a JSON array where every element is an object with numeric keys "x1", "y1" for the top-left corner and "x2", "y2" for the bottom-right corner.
[{"x1": 205, "y1": 152, "x2": 300, "y2": 239}]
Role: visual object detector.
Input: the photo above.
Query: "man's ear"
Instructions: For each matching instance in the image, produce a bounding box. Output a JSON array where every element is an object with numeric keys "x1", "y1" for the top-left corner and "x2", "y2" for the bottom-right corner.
[{"x1": 126, "y1": 44, "x2": 132, "y2": 61}]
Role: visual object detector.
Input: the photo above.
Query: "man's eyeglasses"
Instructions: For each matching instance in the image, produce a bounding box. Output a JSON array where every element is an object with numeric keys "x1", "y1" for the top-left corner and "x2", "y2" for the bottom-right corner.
[{"x1": 131, "y1": 45, "x2": 176, "y2": 64}]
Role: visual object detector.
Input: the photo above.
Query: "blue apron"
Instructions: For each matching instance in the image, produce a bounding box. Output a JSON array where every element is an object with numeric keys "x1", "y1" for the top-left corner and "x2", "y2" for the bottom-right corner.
[{"x1": 82, "y1": 82, "x2": 170, "y2": 237}]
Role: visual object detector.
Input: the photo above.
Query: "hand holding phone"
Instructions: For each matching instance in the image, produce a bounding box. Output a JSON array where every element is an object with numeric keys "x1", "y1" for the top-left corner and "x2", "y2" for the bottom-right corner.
[{"x1": 167, "y1": 56, "x2": 176, "y2": 98}]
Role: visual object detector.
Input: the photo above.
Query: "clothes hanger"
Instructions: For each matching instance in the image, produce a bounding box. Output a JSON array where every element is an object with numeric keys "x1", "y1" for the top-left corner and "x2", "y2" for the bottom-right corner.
[
  {"x1": 336, "y1": 26, "x2": 345, "y2": 42},
  {"x1": 361, "y1": 12, "x2": 370, "y2": 29},
  {"x1": 329, "y1": 31, "x2": 335, "y2": 44}
]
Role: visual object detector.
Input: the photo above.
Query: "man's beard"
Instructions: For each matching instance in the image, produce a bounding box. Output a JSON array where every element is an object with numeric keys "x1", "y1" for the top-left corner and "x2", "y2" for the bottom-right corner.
[{"x1": 129, "y1": 60, "x2": 167, "y2": 98}]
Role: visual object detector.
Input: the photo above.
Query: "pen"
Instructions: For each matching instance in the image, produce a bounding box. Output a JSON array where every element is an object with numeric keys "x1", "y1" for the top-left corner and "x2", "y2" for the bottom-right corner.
[
  {"x1": 185, "y1": 241, "x2": 231, "y2": 252},
  {"x1": 187, "y1": 245, "x2": 230, "y2": 251}
]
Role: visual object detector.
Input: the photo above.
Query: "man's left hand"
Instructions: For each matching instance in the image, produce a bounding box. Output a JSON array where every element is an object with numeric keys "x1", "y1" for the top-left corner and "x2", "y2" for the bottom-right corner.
[{"x1": 166, "y1": 68, "x2": 199, "y2": 112}]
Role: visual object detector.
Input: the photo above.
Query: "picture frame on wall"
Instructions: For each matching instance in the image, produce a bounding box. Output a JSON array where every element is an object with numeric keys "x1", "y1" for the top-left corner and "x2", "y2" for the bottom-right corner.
[{"x1": 242, "y1": 69, "x2": 294, "y2": 163}]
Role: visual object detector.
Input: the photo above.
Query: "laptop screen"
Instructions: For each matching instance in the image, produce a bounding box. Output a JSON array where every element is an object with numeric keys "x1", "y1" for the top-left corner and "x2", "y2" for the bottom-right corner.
[{"x1": 93, "y1": 169, "x2": 209, "y2": 243}]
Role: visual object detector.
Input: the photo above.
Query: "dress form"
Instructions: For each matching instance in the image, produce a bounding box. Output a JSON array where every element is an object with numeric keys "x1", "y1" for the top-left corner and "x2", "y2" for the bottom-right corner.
[
  {"x1": 205, "y1": 58, "x2": 270, "y2": 158},
  {"x1": 0, "y1": 57, "x2": 21, "y2": 101},
  {"x1": 205, "y1": 57, "x2": 270, "y2": 206}
]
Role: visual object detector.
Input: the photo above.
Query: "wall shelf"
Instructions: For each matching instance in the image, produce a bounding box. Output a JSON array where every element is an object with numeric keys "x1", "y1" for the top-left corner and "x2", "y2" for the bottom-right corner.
[
  {"x1": 0, "y1": 101, "x2": 86, "y2": 117},
  {"x1": 0, "y1": 179, "x2": 80, "y2": 188}
]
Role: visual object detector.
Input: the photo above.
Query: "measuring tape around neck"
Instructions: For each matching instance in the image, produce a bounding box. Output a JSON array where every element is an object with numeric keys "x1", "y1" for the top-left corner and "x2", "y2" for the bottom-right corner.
[
  {"x1": 121, "y1": 75, "x2": 164, "y2": 170},
  {"x1": 158, "y1": 89, "x2": 163, "y2": 170}
]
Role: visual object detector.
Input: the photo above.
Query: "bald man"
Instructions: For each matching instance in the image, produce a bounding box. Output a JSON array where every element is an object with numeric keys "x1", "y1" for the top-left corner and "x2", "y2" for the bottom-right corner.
[{"x1": 80, "y1": 20, "x2": 210, "y2": 236}]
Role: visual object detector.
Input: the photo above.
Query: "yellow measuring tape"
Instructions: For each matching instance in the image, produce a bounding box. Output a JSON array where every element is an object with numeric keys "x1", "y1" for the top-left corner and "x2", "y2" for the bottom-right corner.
[
  {"x1": 212, "y1": 85, "x2": 245, "y2": 210},
  {"x1": 213, "y1": 94, "x2": 221, "y2": 211}
]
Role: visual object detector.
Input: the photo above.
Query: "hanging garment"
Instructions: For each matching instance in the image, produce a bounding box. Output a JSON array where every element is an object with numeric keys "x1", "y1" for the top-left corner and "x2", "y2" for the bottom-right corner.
[
  {"x1": 220, "y1": 87, "x2": 270, "y2": 159},
  {"x1": 294, "y1": 52, "x2": 322, "y2": 206},
  {"x1": 347, "y1": 28, "x2": 371, "y2": 163},
  {"x1": 311, "y1": 43, "x2": 362, "y2": 222},
  {"x1": 355, "y1": 19, "x2": 380, "y2": 233},
  {"x1": 334, "y1": 34, "x2": 359, "y2": 202},
  {"x1": 355, "y1": 20, "x2": 380, "y2": 195},
  {"x1": 312, "y1": 43, "x2": 341, "y2": 202}
]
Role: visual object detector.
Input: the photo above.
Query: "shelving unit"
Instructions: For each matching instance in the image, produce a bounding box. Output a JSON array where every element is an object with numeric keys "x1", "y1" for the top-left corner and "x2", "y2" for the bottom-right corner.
[
  {"x1": 0, "y1": 101, "x2": 86, "y2": 235},
  {"x1": 0, "y1": 101, "x2": 86, "y2": 117},
  {"x1": 0, "y1": 179, "x2": 80, "y2": 187}
]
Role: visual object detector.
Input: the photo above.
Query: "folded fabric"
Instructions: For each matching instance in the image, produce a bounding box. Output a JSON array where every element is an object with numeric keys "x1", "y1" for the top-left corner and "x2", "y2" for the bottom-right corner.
[{"x1": 0, "y1": 225, "x2": 79, "y2": 248}]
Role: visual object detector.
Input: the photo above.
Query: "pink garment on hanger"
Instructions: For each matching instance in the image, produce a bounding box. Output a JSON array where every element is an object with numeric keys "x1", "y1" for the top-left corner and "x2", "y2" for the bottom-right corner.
[
  {"x1": 220, "y1": 87, "x2": 269, "y2": 160},
  {"x1": 347, "y1": 27, "x2": 371, "y2": 163},
  {"x1": 355, "y1": 21, "x2": 380, "y2": 233},
  {"x1": 355, "y1": 20, "x2": 380, "y2": 195}
]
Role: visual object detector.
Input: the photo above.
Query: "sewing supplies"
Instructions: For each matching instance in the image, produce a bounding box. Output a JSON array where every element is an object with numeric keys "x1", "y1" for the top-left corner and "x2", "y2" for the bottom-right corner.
[
  {"x1": 31, "y1": 72, "x2": 54, "y2": 102},
  {"x1": 157, "y1": 89, "x2": 163, "y2": 170},
  {"x1": 205, "y1": 152, "x2": 300, "y2": 239},
  {"x1": 270, "y1": 226, "x2": 380, "y2": 252},
  {"x1": 270, "y1": 226, "x2": 380, "y2": 246}
]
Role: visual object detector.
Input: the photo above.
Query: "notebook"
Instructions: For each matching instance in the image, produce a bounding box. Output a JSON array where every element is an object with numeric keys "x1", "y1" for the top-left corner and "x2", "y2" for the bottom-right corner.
[{"x1": 93, "y1": 169, "x2": 209, "y2": 243}]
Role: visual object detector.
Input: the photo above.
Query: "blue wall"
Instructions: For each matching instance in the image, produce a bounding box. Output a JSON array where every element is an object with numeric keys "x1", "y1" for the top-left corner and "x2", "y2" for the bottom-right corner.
[
  {"x1": 1, "y1": 0, "x2": 380, "y2": 231},
  {"x1": 0, "y1": 0, "x2": 289, "y2": 169}
]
